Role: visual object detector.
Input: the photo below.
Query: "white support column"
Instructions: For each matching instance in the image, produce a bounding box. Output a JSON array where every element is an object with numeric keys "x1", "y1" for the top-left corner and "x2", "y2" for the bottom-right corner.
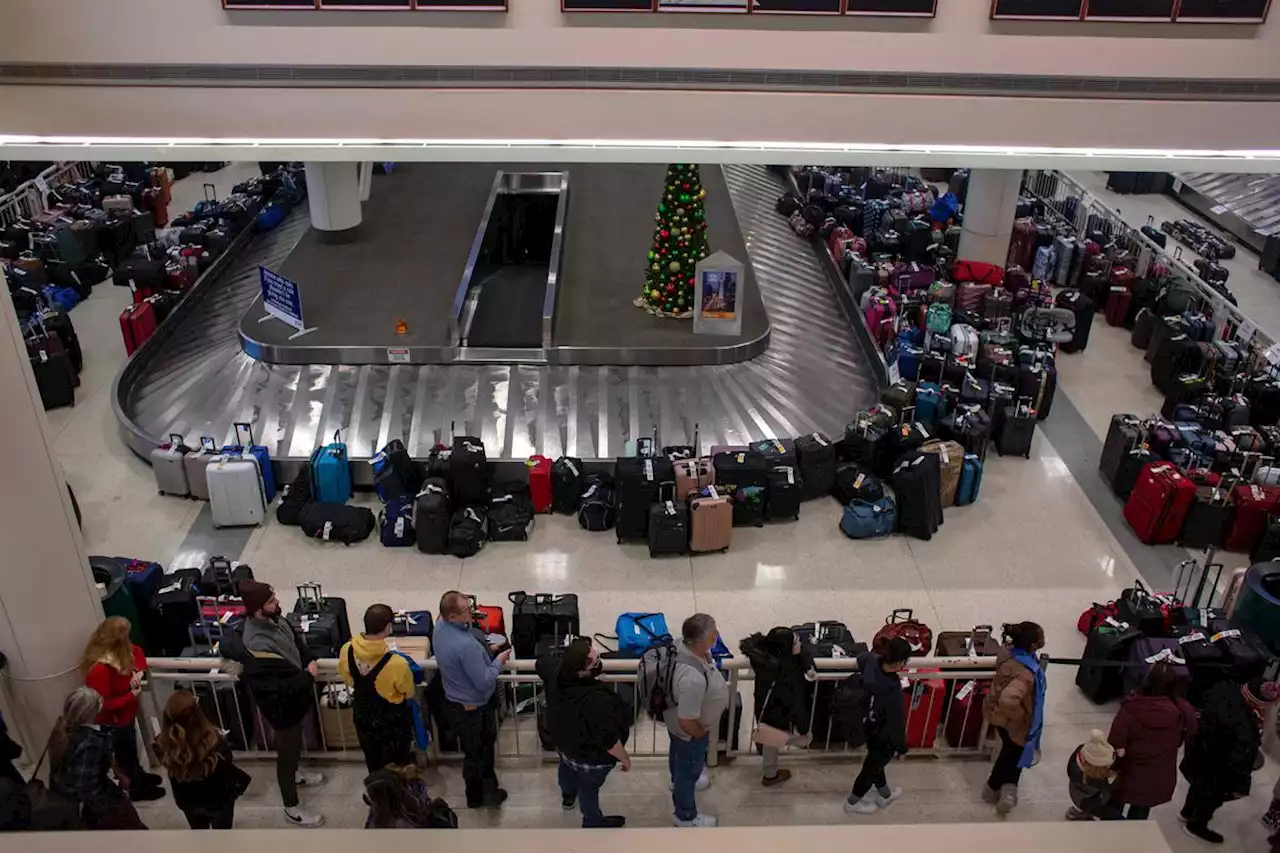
[
  {"x1": 304, "y1": 161, "x2": 363, "y2": 244},
  {"x1": 957, "y1": 169, "x2": 1023, "y2": 266},
  {"x1": 0, "y1": 268, "x2": 103, "y2": 755},
  {"x1": 358, "y1": 161, "x2": 373, "y2": 203}
]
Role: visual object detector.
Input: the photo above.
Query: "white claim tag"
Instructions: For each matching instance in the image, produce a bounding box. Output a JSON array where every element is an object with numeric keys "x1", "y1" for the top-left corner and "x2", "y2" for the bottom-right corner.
[
  {"x1": 814, "y1": 433, "x2": 829, "y2": 447},
  {"x1": 566, "y1": 459, "x2": 579, "y2": 477},
  {"x1": 918, "y1": 424, "x2": 930, "y2": 439},
  {"x1": 322, "y1": 521, "x2": 333, "y2": 541},
  {"x1": 644, "y1": 459, "x2": 653, "y2": 481},
  {"x1": 786, "y1": 468, "x2": 795, "y2": 485},
  {"x1": 940, "y1": 445, "x2": 950, "y2": 465},
  {"x1": 394, "y1": 516, "x2": 405, "y2": 538},
  {"x1": 1178, "y1": 631, "x2": 1205, "y2": 645},
  {"x1": 955, "y1": 680, "x2": 976, "y2": 702}
]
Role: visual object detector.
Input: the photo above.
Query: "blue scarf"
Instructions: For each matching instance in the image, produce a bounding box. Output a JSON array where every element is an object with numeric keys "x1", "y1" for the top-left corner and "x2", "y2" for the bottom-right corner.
[
  {"x1": 1011, "y1": 648, "x2": 1046, "y2": 769},
  {"x1": 393, "y1": 651, "x2": 430, "y2": 751}
]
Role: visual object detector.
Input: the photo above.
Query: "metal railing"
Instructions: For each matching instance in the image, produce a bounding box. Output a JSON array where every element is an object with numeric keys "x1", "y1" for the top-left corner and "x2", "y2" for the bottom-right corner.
[
  {"x1": 139, "y1": 654, "x2": 1001, "y2": 767},
  {"x1": 1023, "y1": 169, "x2": 1275, "y2": 350},
  {"x1": 0, "y1": 161, "x2": 96, "y2": 227}
]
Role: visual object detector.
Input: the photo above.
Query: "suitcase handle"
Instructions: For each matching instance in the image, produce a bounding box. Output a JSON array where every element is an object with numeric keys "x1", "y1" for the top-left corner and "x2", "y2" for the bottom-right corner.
[
  {"x1": 296, "y1": 582, "x2": 323, "y2": 612},
  {"x1": 168, "y1": 433, "x2": 187, "y2": 449},
  {"x1": 201, "y1": 436, "x2": 217, "y2": 452},
  {"x1": 887, "y1": 608, "x2": 914, "y2": 624},
  {"x1": 203, "y1": 183, "x2": 217, "y2": 203},
  {"x1": 233, "y1": 422, "x2": 256, "y2": 447}
]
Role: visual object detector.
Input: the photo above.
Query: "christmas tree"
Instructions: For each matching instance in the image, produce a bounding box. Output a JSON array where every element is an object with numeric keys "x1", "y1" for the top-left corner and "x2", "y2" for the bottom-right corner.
[{"x1": 635, "y1": 164, "x2": 710, "y2": 318}]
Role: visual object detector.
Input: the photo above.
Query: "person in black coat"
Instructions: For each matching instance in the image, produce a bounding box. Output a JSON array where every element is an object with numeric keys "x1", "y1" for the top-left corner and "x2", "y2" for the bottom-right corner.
[
  {"x1": 844, "y1": 638, "x2": 911, "y2": 816},
  {"x1": 1179, "y1": 679, "x2": 1269, "y2": 844},
  {"x1": 740, "y1": 628, "x2": 816, "y2": 787}
]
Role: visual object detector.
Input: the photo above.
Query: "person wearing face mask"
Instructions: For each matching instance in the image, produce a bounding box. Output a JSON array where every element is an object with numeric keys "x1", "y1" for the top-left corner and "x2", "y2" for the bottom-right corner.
[
  {"x1": 982, "y1": 621, "x2": 1047, "y2": 817},
  {"x1": 740, "y1": 627, "x2": 816, "y2": 788},
  {"x1": 535, "y1": 637, "x2": 632, "y2": 828},
  {"x1": 235, "y1": 581, "x2": 326, "y2": 828}
]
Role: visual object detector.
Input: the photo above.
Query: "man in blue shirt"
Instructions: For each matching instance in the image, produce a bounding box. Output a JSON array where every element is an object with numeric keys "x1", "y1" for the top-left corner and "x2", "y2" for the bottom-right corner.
[{"x1": 433, "y1": 590, "x2": 511, "y2": 808}]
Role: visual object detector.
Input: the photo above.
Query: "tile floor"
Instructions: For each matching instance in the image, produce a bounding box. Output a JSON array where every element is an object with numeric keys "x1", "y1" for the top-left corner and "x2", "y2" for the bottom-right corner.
[{"x1": 44, "y1": 165, "x2": 1279, "y2": 851}]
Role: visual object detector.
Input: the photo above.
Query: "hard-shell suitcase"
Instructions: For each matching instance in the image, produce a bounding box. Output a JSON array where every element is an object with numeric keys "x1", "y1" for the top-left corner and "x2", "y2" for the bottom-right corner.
[
  {"x1": 765, "y1": 466, "x2": 801, "y2": 521},
  {"x1": 689, "y1": 487, "x2": 732, "y2": 553},
  {"x1": 1124, "y1": 463, "x2": 1195, "y2": 545},
  {"x1": 1017, "y1": 362, "x2": 1057, "y2": 421},
  {"x1": 151, "y1": 434, "x2": 191, "y2": 497},
  {"x1": 648, "y1": 487, "x2": 689, "y2": 558},
  {"x1": 891, "y1": 452, "x2": 943, "y2": 541},
  {"x1": 1114, "y1": 448, "x2": 1158, "y2": 500},
  {"x1": 310, "y1": 430, "x2": 352, "y2": 504},
  {"x1": 552, "y1": 456, "x2": 584, "y2": 514},
  {"x1": 794, "y1": 433, "x2": 836, "y2": 500},
  {"x1": 1225, "y1": 483, "x2": 1280, "y2": 553},
  {"x1": 920, "y1": 440, "x2": 965, "y2": 507},
  {"x1": 414, "y1": 479, "x2": 451, "y2": 554},
  {"x1": 1131, "y1": 308, "x2": 1157, "y2": 350},
  {"x1": 615, "y1": 456, "x2": 674, "y2": 542},
  {"x1": 119, "y1": 301, "x2": 156, "y2": 356},
  {"x1": 223, "y1": 422, "x2": 276, "y2": 504},
  {"x1": 904, "y1": 671, "x2": 946, "y2": 749},
  {"x1": 1180, "y1": 485, "x2": 1235, "y2": 550},
  {"x1": 527, "y1": 455, "x2": 553, "y2": 514},
  {"x1": 955, "y1": 454, "x2": 983, "y2": 506},
  {"x1": 207, "y1": 453, "x2": 267, "y2": 528},
  {"x1": 1056, "y1": 289, "x2": 1094, "y2": 354},
  {"x1": 184, "y1": 438, "x2": 219, "y2": 501},
  {"x1": 288, "y1": 583, "x2": 351, "y2": 659},
  {"x1": 673, "y1": 457, "x2": 715, "y2": 500}
]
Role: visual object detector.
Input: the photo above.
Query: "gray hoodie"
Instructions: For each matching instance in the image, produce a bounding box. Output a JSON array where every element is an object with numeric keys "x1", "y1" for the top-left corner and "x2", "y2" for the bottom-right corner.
[{"x1": 243, "y1": 616, "x2": 302, "y2": 669}]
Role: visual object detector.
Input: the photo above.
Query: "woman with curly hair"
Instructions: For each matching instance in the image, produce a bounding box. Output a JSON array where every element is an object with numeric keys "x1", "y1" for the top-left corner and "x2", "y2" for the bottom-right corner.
[
  {"x1": 82, "y1": 616, "x2": 164, "y2": 802},
  {"x1": 154, "y1": 691, "x2": 250, "y2": 829}
]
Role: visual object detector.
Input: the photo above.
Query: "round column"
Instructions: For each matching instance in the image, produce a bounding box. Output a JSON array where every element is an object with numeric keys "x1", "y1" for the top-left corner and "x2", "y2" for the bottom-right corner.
[
  {"x1": 957, "y1": 169, "x2": 1023, "y2": 266},
  {"x1": 304, "y1": 161, "x2": 363, "y2": 244}
]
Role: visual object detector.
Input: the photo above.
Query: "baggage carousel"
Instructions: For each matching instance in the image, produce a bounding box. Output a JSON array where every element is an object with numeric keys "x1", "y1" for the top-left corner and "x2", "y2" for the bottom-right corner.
[
  {"x1": 112, "y1": 165, "x2": 878, "y2": 473},
  {"x1": 1170, "y1": 171, "x2": 1280, "y2": 255}
]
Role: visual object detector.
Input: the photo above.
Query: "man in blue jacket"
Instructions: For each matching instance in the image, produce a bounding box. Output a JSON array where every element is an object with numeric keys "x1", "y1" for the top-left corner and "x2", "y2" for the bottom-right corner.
[{"x1": 433, "y1": 590, "x2": 511, "y2": 809}]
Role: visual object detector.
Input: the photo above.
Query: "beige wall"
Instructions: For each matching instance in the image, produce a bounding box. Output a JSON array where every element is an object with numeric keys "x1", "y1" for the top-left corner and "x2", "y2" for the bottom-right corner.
[{"x1": 0, "y1": 0, "x2": 1276, "y2": 80}]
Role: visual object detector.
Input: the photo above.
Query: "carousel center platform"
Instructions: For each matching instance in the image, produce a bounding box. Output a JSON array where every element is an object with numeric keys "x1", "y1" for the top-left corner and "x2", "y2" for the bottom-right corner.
[{"x1": 238, "y1": 163, "x2": 769, "y2": 367}]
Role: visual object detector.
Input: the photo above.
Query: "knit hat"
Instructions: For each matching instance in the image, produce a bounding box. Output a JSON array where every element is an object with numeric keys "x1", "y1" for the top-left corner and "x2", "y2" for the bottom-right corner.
[
  {"x1": 238, "y1": 580, "x2": 274, "y2": 617},
  {"x1": 1080, "y1": 729, "x2": 1115, "y2": 769}
]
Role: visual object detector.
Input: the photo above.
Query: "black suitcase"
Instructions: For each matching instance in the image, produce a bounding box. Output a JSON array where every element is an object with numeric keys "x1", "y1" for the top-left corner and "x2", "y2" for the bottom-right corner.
[
  {"x1": 40, "y1": 311, "x2": 83, "y2": 374},
  {"x1": 488, "y1": 483, "x2": 534, "y2": 542},
  {"x1": 749, "y1": 438, "x2": 797, "y2": 470},
  {"x1": 1207, "y1": 617, "x2": 1270, "y2": 682},
  {"x1": 765, "y1": 465, "x2": 802, "y2": 521},
  {"x1": 615, "y1": 456, "x2": 674, "y2": 542},
  {"x1": 372, "y1": 439, "x2": 421, "y2": 504},
  {"x1": 1106, "y1": 172, "x2": 1138, "y2": 194},
  {"x1": 794, "y1": 433, "x2": 837, "y2": 499},
  {"x1": 1252, "y1": 515, "x2": 1280, "y2": 563},
  {"x1": 891, "y1": 452, "x2": 943, "y2": 541},
  {"x1": 880, "y1": 381, "x2": 915, "y2": 413},
  {"x1": 1180, "y1": 486, "x2": 1235, "y2": 550},
  {"x1": 1075, "y1": 622, "x2": 1141, "y2": 704},
  {"x1": 938, "y1": 405, "x2": 991, "y2": 461},
  {"x1": 1141, "y1": 217, "x2": 1167, "y2": 249},
  {"x1": 832, "y1": 462, "x2": 884, "y2": 505},
  {"x1": 578, "y1": 472, "x2": 616, "y2": 532},
  {"x1": 712, "y1": 449, "x2": 769, "y2": 490},
  {"x1": 509, "y1": 591, "x2": 580, "y2": 658},
  {"x1": 288, "y1": 583, "x2": 351, "y2": 659},
  {"x1": 200, "y1": 556, "x2": 254, "y2": 597},
  {"x1": 995, "y1": 403, "x2": 1036, "y2": 459},
  {"x1": 1017, "y1": 362, "x2": 1057, "y2": 421},
  {"x1": 1113, "y1": 448, "x2": 1158, "y2": 500},
  {"x1": 791, "y1": 621, "x2": 867, "y2": 743},
  {"x1": 836, "y1": 423, "x2": 889, "y2": 477},
  {"x1": 647, "y1": 491, "x2": 689, "y2": 557},
  {"x1": 1262, "y1": 235, "x2": 1280, "y2": 276},
  {"x1": 30, "y1": 350, "x2": 75, "y2": 410},
  {"x1": 1056, "y1": 289, "x2": 1095, "y2": 354},
  {"x1": 1100, "y1": 415, "x2": 1143, "y2": 489},
  {"x1": 146, "y1": 567, "x2": 203, "y2": 657},
  {"x1": 414, "y1": 479, "x2": 451, "y2": 554},
  {"x1": 450, "y1": 436, "x2": 490, "y2": 507},
  {"x1": 1130, "y1": 308, "x2": 1157, "y2": 350},
  {"x1": 551, "y1": 456, "x2": 584, "y2": 514}
]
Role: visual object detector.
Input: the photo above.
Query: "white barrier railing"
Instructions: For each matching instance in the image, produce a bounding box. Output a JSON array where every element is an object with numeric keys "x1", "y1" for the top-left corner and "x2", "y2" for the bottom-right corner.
[
  {"x1": 0, "y1": 160, "x2": 96, "y2": 228},
  {"x1": 140, "y1": 654, "x2": 1001, "y2": 767}
]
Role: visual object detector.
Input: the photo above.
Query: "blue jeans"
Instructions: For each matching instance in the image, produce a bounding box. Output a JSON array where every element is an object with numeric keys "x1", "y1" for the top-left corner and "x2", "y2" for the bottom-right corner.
[
  {"x1": 668, "y1": 735, "x2": 708, "y2": 822},
  {"x1": 557, "y1": 758, "x2": 615, "y2": 827}
]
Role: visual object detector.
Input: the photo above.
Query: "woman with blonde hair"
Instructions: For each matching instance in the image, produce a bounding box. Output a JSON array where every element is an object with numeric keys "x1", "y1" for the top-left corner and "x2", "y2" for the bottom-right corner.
[
  {"x1": 49, "y1": 686, "x2": 145, "y2": 829},
  {"x1": 82, "y1": 616, "x2": 164, "y2": 801},
  {"x1": 154, "y1": 691, "x2": 250, "y2": 829}
]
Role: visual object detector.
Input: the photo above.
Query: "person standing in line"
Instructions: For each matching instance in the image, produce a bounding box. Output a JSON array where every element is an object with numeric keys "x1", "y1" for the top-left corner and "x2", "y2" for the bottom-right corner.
[
  {"x1": 666, "y1": 613, "x2": 729, "y2": 828},
  {"x1": 741, "y1": 627, "x2": 816, "y2": 788},
  {"x1": 981, "y1": 621, "x2": 1046, "y2": 817},
  {"x1": 1065, "y1": 730, "x2": 1122, "y2": 821},
  {"x1": 81, "y1": 616, "x2": 165, "y2": 802},
  {"x1": 1179, "y1": 678, "x2": 1272, "y2": 845},
  {"x1": 843, "y1": 638, "x2": 910, "y2": 815},
  {"x1": 338, "y1": 604, "x2": 416, "y2": 773},
  {"x1": 49, "y1": 687, "x2": 146, "y2": 829},
  {"x1": 536, "y1": 636, "x2": 632, "y2": 828},
  {"x1": 433, "y1": 590, "x2": 511, "y2": 809},
  {"x1": 1107, "y1": 661, "x2": 1198, "y2": 820},
  {"x1": 236, "y1": 581, "x2": 326, "y2": 828},
  {"x1": 153, "y1": 691, "x2": 251, "y2": 829}
]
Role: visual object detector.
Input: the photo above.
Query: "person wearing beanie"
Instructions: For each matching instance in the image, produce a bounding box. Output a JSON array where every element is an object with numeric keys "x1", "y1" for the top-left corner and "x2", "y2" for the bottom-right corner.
[
  {"x1": 1066, "y1": 730, "x2": 1121, "y2": 821},
  {"x1": 337, "y1": 604, "x2": 416, "y2": 773},
  {"x1": 235, "y1": 581, "x2": 326, "y2": 828},
  {"x1": 1179, "y1": 678, "x2": 1266, "y2": 844}
]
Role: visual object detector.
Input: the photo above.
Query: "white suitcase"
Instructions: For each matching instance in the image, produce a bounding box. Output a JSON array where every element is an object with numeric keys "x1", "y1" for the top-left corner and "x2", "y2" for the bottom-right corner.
[
  {"x1": 103, "y1": 195, "x2": 133, "y2": 215},
  {"x1": 207, "y1": 453, "x2": 266, "y2": 528},
  {"x1": 151, "y1": 433, "x2": 191, "y2": 497},
  {"x1": 184, "y1": 437, "x2": 219, "y2": 501}
]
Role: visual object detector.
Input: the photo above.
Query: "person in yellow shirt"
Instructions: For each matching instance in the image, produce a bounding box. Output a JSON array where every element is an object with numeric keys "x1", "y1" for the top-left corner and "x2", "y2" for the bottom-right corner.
[{"x1": 338, "y1": 604, "x2": 416, "y2": 772}]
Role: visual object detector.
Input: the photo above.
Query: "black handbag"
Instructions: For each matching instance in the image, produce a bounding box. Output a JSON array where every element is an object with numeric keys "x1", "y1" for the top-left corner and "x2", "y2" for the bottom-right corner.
[{"x1": 23, "y1": 747, "x2": 82, "y2": 830}]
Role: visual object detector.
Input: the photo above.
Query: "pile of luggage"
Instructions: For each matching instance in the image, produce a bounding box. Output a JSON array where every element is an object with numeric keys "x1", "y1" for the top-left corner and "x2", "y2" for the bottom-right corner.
[
  {"x1": 152, "y1": 422, "x2": 279, "y2": 530},
  {"x1": 1163, "y1": 218, "x2": 1236, "y2": 261},
  {"x1": 22, "y1": 307, "x2": 82, "y2": 410},
  {"x1": 1076, "y1": 579, "x2": 1270, "y2": 707}
]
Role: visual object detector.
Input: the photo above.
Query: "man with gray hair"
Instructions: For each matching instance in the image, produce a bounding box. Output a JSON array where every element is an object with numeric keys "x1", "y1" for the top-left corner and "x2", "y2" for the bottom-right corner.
[{"x1": 665, "y1": 613, "x2": 728, "y2": 827}]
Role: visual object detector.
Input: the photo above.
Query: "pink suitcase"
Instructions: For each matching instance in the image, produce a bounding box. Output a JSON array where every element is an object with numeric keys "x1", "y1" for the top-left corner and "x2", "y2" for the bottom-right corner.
[
  {"x1": 674, "y1": 458, "x2": 715, "y2": 500},
  {"x1": 689, "y1": 488, "x2": 732, "y2": 554}
]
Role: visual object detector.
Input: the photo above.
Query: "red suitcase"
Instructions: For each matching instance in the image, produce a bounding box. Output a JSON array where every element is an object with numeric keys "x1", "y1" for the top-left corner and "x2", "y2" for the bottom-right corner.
[
  {"x1": 944, "y1": 678, "x2": 991, "y2": 748},
  {"x1": 1225, "y1": 483, "x2": 1280, "y2": 553},
  {"x1": 527, "y1": 455, "x2": 552, "y2": 514},
  {"x1": 1123, "y1": 462, "x2": 1195, "y2": 544},
  {"x1": 468, "y1": 598, "x2": 506, "y2": 637},
  {"x1": 904, "y1": 669, "x2": 946, "y2": 749},
  {"x1": 1105, "y1": 286, "x2": 1131, "y2": 328},
  {"x1": 119, "y1": 302, "x2": 157, "y2": 355}
]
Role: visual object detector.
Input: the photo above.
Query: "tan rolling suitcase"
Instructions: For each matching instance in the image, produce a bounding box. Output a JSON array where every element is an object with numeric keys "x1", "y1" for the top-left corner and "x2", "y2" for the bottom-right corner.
[
  {"x1": 921, "y1": 439, "x2": 965, "y2": 506},
  {"x1": 689, "y1": 487, "x2": 732, "y2": 553},
  {"x1": 674, "y1": 458, "x2": 714, "y2": 499}
]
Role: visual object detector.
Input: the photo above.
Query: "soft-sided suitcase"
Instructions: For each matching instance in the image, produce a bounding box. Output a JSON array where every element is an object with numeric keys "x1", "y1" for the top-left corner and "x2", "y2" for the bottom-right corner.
[
  {"x1": 207, "y1": 453, "x2": 267, "y2": 528},
  {"x1": 793, "y1": 434, "x2": 837, "y2": 500},
  {"x1": 920, "y1": 440, "x2": 965, "y2": 507},
  {"x1": 119, "y1": 301, "x2": 156, "y2": 355},
  {"x1": 891, "y1": 452, "x2": 943, "y2": 541},
  {"x1": 414, "y1": 479, "x2": 451, "y2": 554},
  {"x1": 1124, "y1": 463, "x2": 1196, "y2": 545},
  {"x1": 1114, "y1": 448, "x2": 1158, "y2": 500},
  {"x1": 200, "y1": 555, "x2": 254, "y2": 598},
  {"x1": 1181, "y1": 485, "x2": 1235, "y2": 550},
  {"x1": 1017, "y1": 362, "x2": 1057, "y2": 421},
  {"x1": 648, "y1": 486, "x2": 689, "y2": 558},
  {"x1": 765, "y1": 465, "x2": 801, "y2": 521},
  {"x1": 996, "y1": 402, "x2": 1036, "y2": 459},
  {"x1": 527, "y1": 455, "x2": 553, "y2": 514},
  {"x1": 689, "y1": 487, "x2": 732, "y2": 553},
  {"x1": 1225, "y1": 484, "x2": 1280, "y2": 553},
  {"x1": 712, "y1": 449, "x2": 769, "y2": 491},
  {"x1": 223, "y1": 422, "x2": 276, "y2": 504},
  {"x1": 288, "y1": 583, "x2": 351, "y2": 659},
  {"x1": 673, "y1": 457, "x2": 715, "y2": 500},
  {"x1": 935, "y1": 625, "x2": 999, "y2": 747},
  {"x1": 310, "y1": 430, "x2": 352, "y2": 505},
  {"x1": 1105, "y1": 286, "x2": 1132, "y2": 328},
  {"x1": 552, "y1": 456, "x2": 584, "y2": 514},
  {"x1": 1056, "y1": 289, "x2": 1094, "y2": 354},
  {"x1": 509, "y1": 592, "x2": 578, "y2": 658},
  {"x1": 148, "y1": 568, "x2": 202, "y2": 656},
  {"x1": 450, "y1": 435, "x2": 489, "y2": 507},
  {"x1": 955, "y1": 454, "x2": 983, "y2": 506},
  {"x1": 372, "y1": 439, "x2": 421, "y2": 504},
  {"x1": 1251, "y1": 515, "x2": 1280, "y2": 563},
  {"x1": 151, "y1": 434, "x2": 191, "y2": 497},
  {"x1": 1076, "y1": 619, "x2": 1142, "y2": 704},
  {"x1": 615, "y1": 456, "x2": 675, "y2": 542},
  {"x1": 1122, "y1": 638, "x2": 1189, "y2": 696},
  {"x1": 1101, "y1": 415, "x2": 1143, "y2": 490}
]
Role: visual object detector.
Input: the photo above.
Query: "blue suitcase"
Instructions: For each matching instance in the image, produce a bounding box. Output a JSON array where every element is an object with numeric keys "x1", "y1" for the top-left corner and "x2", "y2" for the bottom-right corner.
[
  {"x1": 915, "y1": 382, "x2": 946, "y2": 429},
  {"x1": 956, "y1": 453, "x2": 983, "y2": 506},
  {"x1": 116, "y1": 557, "x2": 164, "y2": 613},
  {"x1": 391, "y1": 609, "x2": 434, "y2": 639},
  {"x1": 310, "y1": 430, "x2": 352, "y2": 504},
  {"x1": 221, "y1": 422, "x2": 276, "y2": 503},
  {"x1": 898, "y1": 345, "x2": 922, "y2": 382},
  {"x1": 378, "y1": 496, "x2": 416, "y2": 548}
]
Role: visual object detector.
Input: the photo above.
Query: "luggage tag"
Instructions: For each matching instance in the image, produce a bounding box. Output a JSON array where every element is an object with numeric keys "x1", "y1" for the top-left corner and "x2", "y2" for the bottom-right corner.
[
  {"x1": 644, "y1": 459, "x2": 654, "y2": 482},
  {"x1": 1178, "y1": 631, "x2": 1206, "y2": 645},
  {"x1": 1211, "y1": 628, "x2": 1241, "y2": 643},
  {"x1": 812, "y1": 432, "x2": 829, "y2": 447},
  {"x1": 955, "y1": 680, "x2": 977, "y2": 702},
  {"x1": 321, "y1": 521, "x2": 333, "y2": 541},
  {"x1": 394, "y1": 516, "x2": 406, "y2": 538}
]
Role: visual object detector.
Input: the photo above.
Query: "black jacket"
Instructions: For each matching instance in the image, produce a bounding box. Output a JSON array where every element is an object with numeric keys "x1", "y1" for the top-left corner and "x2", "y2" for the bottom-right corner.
[
  {"x1": 167, "y1": 740, "x2": 245, "y2": 814},
  {"x1": 536, "y1": 657, "x2": 630, "y2": 765},
  {"x1": 1181, "y1": 681, "x2": 1258, "y2": 799},
  {"x1": 222, "y1": 622, "x2": 316, "y2": 730},
  {"x1": 858, "y1": 651, "x2": 907, "y2": 756},
  {"x1": 741, "y1": 635, "x2": 813, "y2": 735}
]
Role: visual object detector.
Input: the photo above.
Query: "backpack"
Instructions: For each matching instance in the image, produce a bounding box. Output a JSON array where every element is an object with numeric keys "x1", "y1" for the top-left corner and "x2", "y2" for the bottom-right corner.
[
  {"x1": 637, "y1": 639, "x2": 701, "y2": 720},
  {"x1": 422, "y1": 797, "x2": 458, "y2": 829},
  {"x1": 448, "y1": 507, "x2": 487, "y2": 558},
  {"x1": 831, "y1": 673, "x2": 875, "y2": 748},
  {"x1": 551, "y1": 456, "x2": 584, "y2": 514},
  {"x1": 378, "y1": 496, "x2": 416, "y2": 548},
  {"x1": 926, "y1": 302, "x2": 952, "y2": 334},
  {"x1": 577, "y1": 473, "x2": 616, "y2": 532}
]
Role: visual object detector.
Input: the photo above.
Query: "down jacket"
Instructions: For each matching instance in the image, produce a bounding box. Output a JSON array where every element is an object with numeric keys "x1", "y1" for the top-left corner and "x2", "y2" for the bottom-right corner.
[{"x1": 982, "y1": 646, "x2": 1037, "y2": 745}]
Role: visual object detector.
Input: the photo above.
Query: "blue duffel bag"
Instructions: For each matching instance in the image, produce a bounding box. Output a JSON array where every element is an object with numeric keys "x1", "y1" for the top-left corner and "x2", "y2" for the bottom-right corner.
[
  {"x1": 379, "y1": 496, "x2": 417, "y2": 548},
  {"x1": 614, "y1": 612, "x2": 671, "y2": 656},
  {"x1": 839, "y1": 497, "x2": 897, "y2": 540},
  {"x1": 255, "y1": 202, "x2": 286, "y2": 232}
]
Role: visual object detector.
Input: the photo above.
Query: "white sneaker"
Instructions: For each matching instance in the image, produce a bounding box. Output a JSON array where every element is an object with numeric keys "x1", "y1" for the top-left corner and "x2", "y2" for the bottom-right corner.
[
  {"x1": 669, "y1": 771, "x2": 710, "y2": 792},
  {"x1": 295, "y1": 770, "x2": 325, "y2": 787},
  {"x1": 283, "y1": 807, "x2": 325, "y2": 828},
  {"x1": 874, "y1": 787, "x2": 903, "y2": 808},
  {"x1": 844, "y1": 797, "x2": 879, "y2": 815},
  {"x1": 674, "y1": 814, "x2": 718, "y2": 827}
]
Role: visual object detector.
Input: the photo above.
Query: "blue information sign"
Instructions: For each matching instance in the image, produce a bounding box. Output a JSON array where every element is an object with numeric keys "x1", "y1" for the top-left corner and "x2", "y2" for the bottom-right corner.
[{"x1": 259, "y1": 266, "x2": 314, "y2": 337}]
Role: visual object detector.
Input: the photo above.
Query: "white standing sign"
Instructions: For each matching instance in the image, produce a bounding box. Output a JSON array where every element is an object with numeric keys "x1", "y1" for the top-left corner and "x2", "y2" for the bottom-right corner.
[{"x1": 693, "y1": 251, "x2": 746, "y2": 337}]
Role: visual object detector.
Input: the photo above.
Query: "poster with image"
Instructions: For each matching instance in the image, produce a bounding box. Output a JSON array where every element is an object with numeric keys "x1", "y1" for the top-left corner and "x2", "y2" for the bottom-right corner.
[{"x1": 701, "y1": 270, "x2": 738, "y2": 320}]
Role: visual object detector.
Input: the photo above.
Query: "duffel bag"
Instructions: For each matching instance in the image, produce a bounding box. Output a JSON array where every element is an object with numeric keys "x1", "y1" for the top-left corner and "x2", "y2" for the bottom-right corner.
[
  {"x1": 952, "y1": 260, "x2": 1004, "y2": 286},
  {"x1": 839, "y1": 497, "x2": 897, "y2": 540},
  {"x1": 449, "y1": 506, "x2": 488, "y2": 558},
  {"x1": 873, "y1": 608, "x2": 933, "y2": 656},
  {"x1": 299, "y1": 503, "x2": 376, "y2": 545}
]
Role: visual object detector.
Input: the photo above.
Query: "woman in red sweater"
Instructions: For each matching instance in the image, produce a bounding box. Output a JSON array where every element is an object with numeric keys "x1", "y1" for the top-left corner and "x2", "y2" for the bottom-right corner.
[{"x1": 83, "y1": 617, "x2": 165, "y2": 801}]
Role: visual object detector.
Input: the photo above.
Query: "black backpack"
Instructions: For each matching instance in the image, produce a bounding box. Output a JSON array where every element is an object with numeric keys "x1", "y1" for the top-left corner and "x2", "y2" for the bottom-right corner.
[
  {"x1": 775, "y1": 193, "x2": 801, "y2": 217},
  {"x1": 831, "y1": 674, "x2": 874, "y2": 748},
  {"x1": 414, "y1": 479, "x2": 451, "y2": 555},
  {"x1": 448, "y1": 507, "x2": 487, "y2": 558},
  {"x1": 552, "y1": 456, "x2": 584, "y2": 514},
  {"x1": 577, "y1": 473, "x2": 616, "y2": 532},
  {"x1": 276, "y1": 468, "x2": 312, "y2": 526},
  {"x1": 299, "y1": 503, "x2": 376, "y2": 545}
]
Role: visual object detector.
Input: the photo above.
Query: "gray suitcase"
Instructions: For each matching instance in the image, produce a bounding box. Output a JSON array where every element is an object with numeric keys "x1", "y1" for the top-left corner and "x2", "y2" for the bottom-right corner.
[
  {"x1": 151, "y1": 433, "x2": 191, "y2": 497},
  {"x1": 103, "y1": 195, "x2": 133, "y2": 215},
  {"x1": 207, "y1": 453, "x2": 266, "y2": 528},
  {"x1": 184, "y1": 437, "x2": 219, "y2": 501}
]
